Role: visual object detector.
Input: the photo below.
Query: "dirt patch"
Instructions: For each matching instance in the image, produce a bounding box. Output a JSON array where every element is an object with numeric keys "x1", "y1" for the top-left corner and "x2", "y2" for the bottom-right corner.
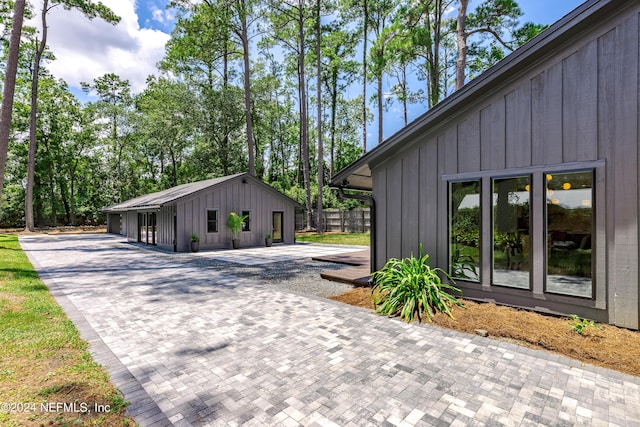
[
  {"x1": 0, "y1": 355, "x2": 133, "y2": 427},
  {"x1": 0, "y1": 292, "x2": 27, "y2": 312},
  {"x1": 330, "y1": 287, "x2": 640, "y2": 377},
  {"x1": 0, "y1": 226, "x2": 106, "y2": 235}
]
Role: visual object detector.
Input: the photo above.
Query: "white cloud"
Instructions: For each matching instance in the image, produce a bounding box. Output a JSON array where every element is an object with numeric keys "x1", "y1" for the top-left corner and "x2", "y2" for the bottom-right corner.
[
  {"x1": 149, "y1": 2, "x2": 175, "y2": 25},
  {"x1": 29, "y1": 0, "x2": 170, "y2": 94},
  {"x1": 151, "y1": 7, "x2": 163, "y2": 23}
]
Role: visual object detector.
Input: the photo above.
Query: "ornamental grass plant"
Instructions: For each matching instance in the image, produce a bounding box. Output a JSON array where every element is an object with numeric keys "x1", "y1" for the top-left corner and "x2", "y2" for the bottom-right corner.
[{"x1": 371, "y1": 245, "x2": 465, "y2": 323}]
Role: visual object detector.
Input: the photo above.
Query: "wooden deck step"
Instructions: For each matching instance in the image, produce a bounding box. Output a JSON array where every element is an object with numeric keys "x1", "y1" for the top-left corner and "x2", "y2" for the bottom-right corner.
[
  {"x1": 312, "y1": 250, "x2": 369, "y2": 266},
  {"x1": 320, "y1": 266, "x2": 371, "y2": 287}
]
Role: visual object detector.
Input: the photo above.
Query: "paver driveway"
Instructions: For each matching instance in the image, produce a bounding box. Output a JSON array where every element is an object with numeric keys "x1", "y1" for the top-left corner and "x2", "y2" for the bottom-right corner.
[{"x1": 20, "y1": 234, "x2": 640, "y2": 427}]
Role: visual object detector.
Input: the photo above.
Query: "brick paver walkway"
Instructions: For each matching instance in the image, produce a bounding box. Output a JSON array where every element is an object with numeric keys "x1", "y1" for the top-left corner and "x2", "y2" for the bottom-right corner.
[{"x1": 20, "y1": 234, "x2": 640, "y2": 427}]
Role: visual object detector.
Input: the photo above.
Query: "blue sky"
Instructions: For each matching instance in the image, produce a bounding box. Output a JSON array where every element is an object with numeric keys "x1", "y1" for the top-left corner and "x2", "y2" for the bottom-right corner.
[
  {"x1": 521, "y1": 0, "x2": 584, "y2": 24},
  {"x1": 37, "y1": 0, "x2": 585, "y2": 149},
  {"x1": 135, "y1": 0, "x2": 175, "y2": 33},
  {"x1": 133, "y1": 0, "x2": 584, "y2": 31}
]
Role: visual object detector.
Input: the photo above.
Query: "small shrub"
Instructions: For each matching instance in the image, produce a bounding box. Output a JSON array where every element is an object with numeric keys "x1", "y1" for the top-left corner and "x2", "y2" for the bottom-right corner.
[
  {"x1": 190, "y1": 232, "x2": 199, "y2": 242},
  {"x1": 227, "y1": 212, "x2": 247, "y2": 239},
  {"x1": 371, "y1": 245, "x2": 465, "y2": 323},
  {"x1": 568, "y1": 314, "x2": 602, "y2": 335}
]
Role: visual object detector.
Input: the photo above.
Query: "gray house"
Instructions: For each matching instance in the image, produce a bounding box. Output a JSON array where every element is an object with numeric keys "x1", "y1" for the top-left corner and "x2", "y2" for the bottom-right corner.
[
  {"x1": 104, "y1": 173, "x2": 302, "y2": 252},
  {"x1": 331, "y1": 0, "x2": 640, "y2": 329}
]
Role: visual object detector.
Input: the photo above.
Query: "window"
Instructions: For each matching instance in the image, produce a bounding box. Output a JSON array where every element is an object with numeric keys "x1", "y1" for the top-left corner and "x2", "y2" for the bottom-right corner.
[
  {"x1": 137, "y1": 212, "x2": 156, "y2": 245},
  {"x1": 492, "y1": 176, "x2": 530, "y2": 289},
  {"x1": 138, "y1": 213, "x2": 146, "y2": 243},
  {"x1": 207, "y1": 210, "x2": 218, "y2": 233},
  {"x1": 545, "y1": 171, "x2": 593, "y2": 298},
  {"x1": 449, "y1": 180, "x2": 480, "y2": 281},
  {"x1": 447, "y1": 165, "x2": 597, "y2": 300},
  {"x1": 242, "y1": 210, "x2": 251, "y2": 231}
]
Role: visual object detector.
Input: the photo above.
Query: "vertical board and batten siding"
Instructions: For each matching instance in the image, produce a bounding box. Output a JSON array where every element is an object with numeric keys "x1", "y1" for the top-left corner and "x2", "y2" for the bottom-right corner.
[
  {"x1": 126, "y1": 211, "x2": 137, "y2": 241},
  {"x1": 401, "y1": 150, "x2": 420, "y2": 257},
  {"x1": 156, "y1": 205, "x2": 175, "y2": 251},
  {"x1": 371, "y1": 5, "x2": 640, "y2": 328},
  {"x1": 372, "y1": 168, "x2": 386, "y2": 270},
  {"x1": 480, "y1": 102, "x2": 506, "y2": 170},
  {"x1": 437, "y1": 128, "x2": 458, "y2": 276},
  {"x1": 504, "y1": 83, "x2": 532, "y2": 168},
  {"x1": 531, "y1": 62, "x2": 563, "y2": 165},
  {"x1": 419, "y1": 140, "x2": 439, "y2": 267},
  {"x1": 107, "y1": 213, "x2": 121, "y2": 235},
  {"x1": 386, "y1": 157, "x2": 402, "y2": 259},
  {"x1": 611, "y1": 12, "x2": 639, "y2": 328},
  {"x1": 175, "y1": 178, "x2": 296, "y2": 252},
  {"x1": 459, "y1": 113, "x2": 481, "y2": 173}
]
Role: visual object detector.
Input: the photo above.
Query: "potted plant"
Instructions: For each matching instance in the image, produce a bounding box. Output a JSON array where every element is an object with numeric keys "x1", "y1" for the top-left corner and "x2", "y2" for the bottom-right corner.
[
  {"x1": 190, "y1": 232, "x2": 200, "y2": 252},
  {"x1": 227, "y1": 212, "x2": 247, "y2": 249},
  {"x1": 265, "y1": 232, "x2": 273, "y2": 247}
]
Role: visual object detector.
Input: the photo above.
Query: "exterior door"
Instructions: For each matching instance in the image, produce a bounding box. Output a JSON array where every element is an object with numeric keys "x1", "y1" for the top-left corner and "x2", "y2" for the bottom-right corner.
[
  {"x1": 272, "y1": 211, "x2": 283, "y2": 243},
  {"x1": 173, "y1": 214, "x2": 177, "y2": 252},
  {"x1": 137, "y1": 213, "x2": 144, "y2": 243}
]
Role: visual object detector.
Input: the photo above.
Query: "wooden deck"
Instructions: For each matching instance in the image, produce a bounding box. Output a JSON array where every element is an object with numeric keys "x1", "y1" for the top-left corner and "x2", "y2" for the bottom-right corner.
[{"x1": 314, "y1": 250, "x2": 371, "y2": 287}]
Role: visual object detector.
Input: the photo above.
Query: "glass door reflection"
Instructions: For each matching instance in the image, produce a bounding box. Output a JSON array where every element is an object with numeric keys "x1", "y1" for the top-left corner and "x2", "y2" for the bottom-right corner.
[{"x1": 492, "y1": 176, "x2": 531, "y2": 289}]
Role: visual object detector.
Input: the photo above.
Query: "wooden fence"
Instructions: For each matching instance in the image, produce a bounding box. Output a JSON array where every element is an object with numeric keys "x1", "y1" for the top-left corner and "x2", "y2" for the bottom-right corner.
[{"x1": 296, "y1": 208, "x2": 370, "y2": 233}]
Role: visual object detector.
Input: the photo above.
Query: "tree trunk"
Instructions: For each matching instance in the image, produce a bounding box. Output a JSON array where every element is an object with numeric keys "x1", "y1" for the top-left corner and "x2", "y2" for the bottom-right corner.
[
  {"x1": 222, "y1": 40, "x2": 230, "y2": 175},
  {"x1": 69, "y1": 166, "x2": 76, "y2": 226},
  {"x1": 329, "y1": 69, "x2": 337, "y2": 178},
  {"x1": 377, "y1": 70, "x2": 383, "y2": 144},
  {"x1": 456, "y1": 0, "x2": 469, "y2": 90},
  {"x1": 361, "y1": 0, "x2": 368, "y2": 154},
  {"x1": 402, "y1": 65, "x2": 408, "y2": 126},
  {"x1": 0, "y1": 0, "x2": 26, "y2": 214},
  {"x1": 298, "y1": 7, "x2": 312, "y2": 231},
  {"x1": 240, "y1": 3, "x2": 255, "y2": 176},
  {"x1": 316, "y1": 0, "x2": 323, "y2": 234},
  {"x1": 424, "y1": 0, "x2": 443, "y2": 107},
  {"x1": 47, "y1": 152, "x2": 57, "y2": 228},
  {"x1": 35, "y1": 175, "x2": 44, "y2": 228},
  {"x1": 432, "y1": 0, "x2": 442, "y2": 105},
  {"x1": 170, "y1": 148, "x2": 177, "y2": 187},
  {"x1": 26, "y1": 0, "x2": 49, "y2": 232},
  {"x1": 116, "y1": 142, "x2": 123, "y2": 202},
  {"x1": 275, "y1": 87, "x2": 288, "y2": 190},
  {"x1": 57, "y1": 177, "x2": 70, "y2": 225}
]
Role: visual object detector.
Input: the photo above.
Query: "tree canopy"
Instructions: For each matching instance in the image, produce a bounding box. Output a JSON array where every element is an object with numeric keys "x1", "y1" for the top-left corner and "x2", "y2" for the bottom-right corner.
[{"x1": 0, "y1": 0, "x2": 546, "y2": 229}]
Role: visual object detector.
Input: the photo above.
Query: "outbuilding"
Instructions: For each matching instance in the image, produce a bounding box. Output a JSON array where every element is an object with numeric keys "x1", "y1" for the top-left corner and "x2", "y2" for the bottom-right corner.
[
  {"x1": 103, "y1": 173, "x2": 302, "y2": 252},
  {"x1": 331, "y1": 0, "x2": 640, "y2": 329}
]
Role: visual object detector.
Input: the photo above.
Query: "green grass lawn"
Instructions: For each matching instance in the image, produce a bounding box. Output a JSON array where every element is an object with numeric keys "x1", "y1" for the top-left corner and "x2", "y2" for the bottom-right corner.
[
  {"x1": 295, "y1": 232, "x2": 370, "y2": 246},
  {"x1": 0, "y1": 234, "x2": 133, "y2": 426}
]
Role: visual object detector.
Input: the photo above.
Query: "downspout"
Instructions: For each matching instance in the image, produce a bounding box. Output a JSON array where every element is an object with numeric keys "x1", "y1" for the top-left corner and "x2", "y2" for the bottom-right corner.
[{"x1": 335, "y1": 186, "x2": 376, "y2": 276}]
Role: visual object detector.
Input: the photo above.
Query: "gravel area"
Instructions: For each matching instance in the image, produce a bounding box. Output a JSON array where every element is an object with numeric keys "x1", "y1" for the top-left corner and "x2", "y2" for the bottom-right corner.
[{"x1": 132, "y1": 243, "x2": 358, "y2": 298}]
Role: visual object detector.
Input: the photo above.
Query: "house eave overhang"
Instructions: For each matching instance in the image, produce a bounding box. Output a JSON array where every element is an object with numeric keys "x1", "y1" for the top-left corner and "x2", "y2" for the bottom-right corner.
[{"x1": 330, "y1": 162, "x2": 373, "y2": 191}]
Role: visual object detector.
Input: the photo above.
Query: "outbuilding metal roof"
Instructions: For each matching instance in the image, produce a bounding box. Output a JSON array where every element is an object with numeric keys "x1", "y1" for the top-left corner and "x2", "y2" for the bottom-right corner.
[{"x1": 102, "y1": 173, "x2": 246, "y2": 212}]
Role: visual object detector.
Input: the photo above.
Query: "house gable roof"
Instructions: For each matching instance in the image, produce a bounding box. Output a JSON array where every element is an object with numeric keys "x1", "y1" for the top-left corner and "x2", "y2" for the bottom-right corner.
[
  {"x1": 102, "y1": 173, "x2": 303, "y2": 212},
  {"x1": 330, "y1": 0, "x2": 616, "y2": 191}
]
